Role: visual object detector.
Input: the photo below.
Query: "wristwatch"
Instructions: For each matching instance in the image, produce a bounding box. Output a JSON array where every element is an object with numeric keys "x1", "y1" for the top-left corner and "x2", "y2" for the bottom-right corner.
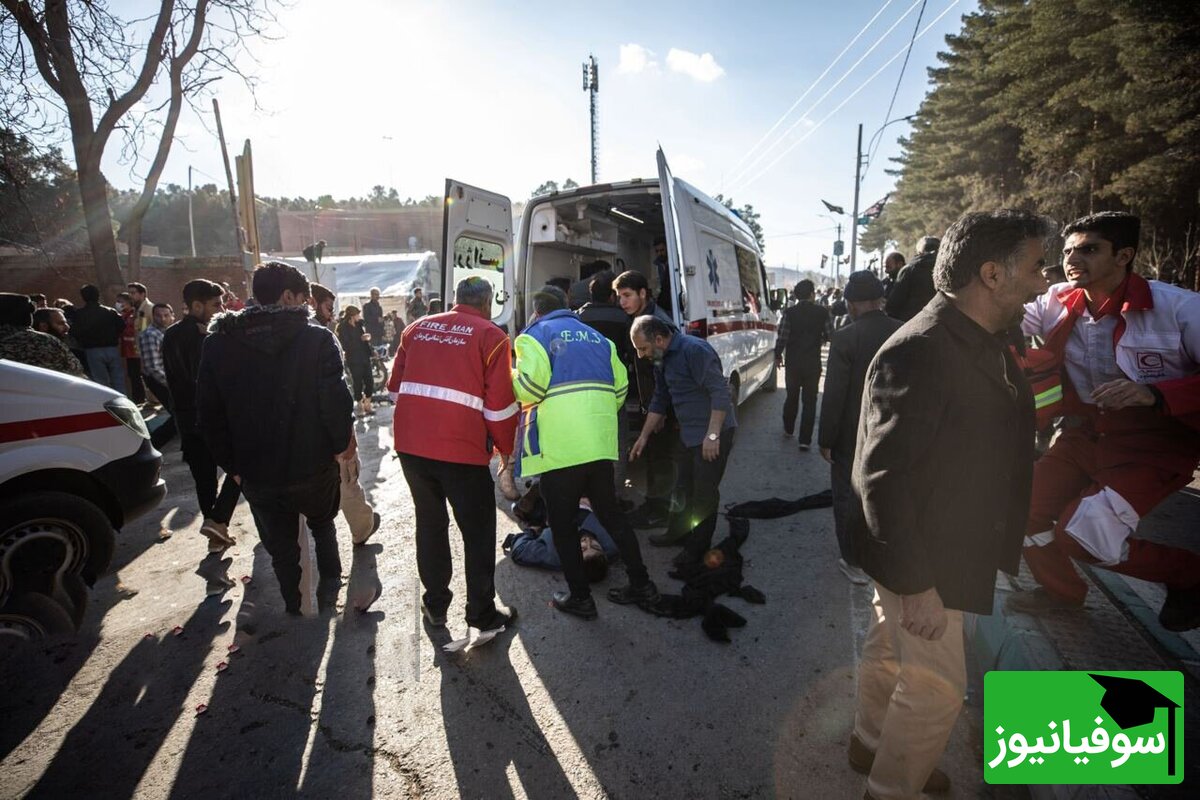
[{"x1": 706, "y1": 432, "x2": 719, "y2": 442}]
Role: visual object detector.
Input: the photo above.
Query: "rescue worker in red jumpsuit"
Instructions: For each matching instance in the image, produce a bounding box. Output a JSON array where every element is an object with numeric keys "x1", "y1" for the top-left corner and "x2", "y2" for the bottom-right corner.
[{"x1": 1008, "y1": 212, "x2": 1200, "y2": 631}]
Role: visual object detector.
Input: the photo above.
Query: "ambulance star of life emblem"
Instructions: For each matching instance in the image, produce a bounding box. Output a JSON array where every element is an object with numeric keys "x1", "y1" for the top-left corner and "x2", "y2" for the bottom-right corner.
[{"x1": 707, "y1": 249, "x2": 720, "y2": 292}]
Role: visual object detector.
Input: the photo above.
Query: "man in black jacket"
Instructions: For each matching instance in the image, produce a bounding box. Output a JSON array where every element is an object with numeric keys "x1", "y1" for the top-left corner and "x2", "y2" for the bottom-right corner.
[
  {"x1": 849, "y1": 210, "x2": 1051, "y2": 799},
  {"x1": 163, "y1": 279, "x2": 241, "y2": 551},
  {"x1": 197, "y1": 262, "x2": 355, "y2": 615},
  {"x1": 817, "y1": 271, "x2": 901, "y2": 586},
  {"x1": 774, "y1": 280, "x2": 829, "y2": 450},
  {"x1": 71, "y1": 284, "x2": 127, "y2": 392},
  {"x1": 884, "y1": 236, "x2": 939, "y2": 321}
]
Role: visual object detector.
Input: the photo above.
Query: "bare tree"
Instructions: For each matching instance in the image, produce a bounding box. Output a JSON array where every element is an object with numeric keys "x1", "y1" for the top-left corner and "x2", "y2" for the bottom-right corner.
[{"x1": 0, "y1": 1, "x2": 275, "y2": 294}]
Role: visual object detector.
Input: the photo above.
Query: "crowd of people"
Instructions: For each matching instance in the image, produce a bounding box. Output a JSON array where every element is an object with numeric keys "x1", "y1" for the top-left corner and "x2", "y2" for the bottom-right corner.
[{"x1": 2, "y1": 208, "x2": 1197, "y2": 799}]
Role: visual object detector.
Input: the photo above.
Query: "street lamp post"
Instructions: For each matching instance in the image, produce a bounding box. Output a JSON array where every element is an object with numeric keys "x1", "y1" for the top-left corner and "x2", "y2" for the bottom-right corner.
[{"x1": 851, "y1": 114, "x2": 918, "y2": 271}]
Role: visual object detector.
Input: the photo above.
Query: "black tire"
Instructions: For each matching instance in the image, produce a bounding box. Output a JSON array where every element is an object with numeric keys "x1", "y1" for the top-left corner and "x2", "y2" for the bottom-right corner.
[
  {"x1": 0, "y1": 492, "x2": 116, "y2": 596},
  {"x1": 0, "y1": 592, "x2": 76, "y2": 641},
  {"x1": 372, "y1": 359, "x2": 388, "y2": 391},
  {"x1": 728, "y1": 374, "x2": 741, "y2": 407},
  {"x1": 761, "y1": 360, "x2": 778, "y2": 392}
]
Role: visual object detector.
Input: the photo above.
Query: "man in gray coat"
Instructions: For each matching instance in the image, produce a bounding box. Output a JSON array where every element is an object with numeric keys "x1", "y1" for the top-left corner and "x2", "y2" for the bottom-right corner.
[
  {"x1": 849, "y1": 210, "x2": 1052, "y2": 799},
  {"x1": 818, "y1": 271, "x2": 902, "y2": 585}
]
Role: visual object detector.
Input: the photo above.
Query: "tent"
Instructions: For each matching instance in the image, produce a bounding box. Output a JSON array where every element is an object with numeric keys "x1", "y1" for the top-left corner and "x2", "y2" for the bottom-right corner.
[{"x1": 273, "y1": 252, "x2": 441, "y2": 309}]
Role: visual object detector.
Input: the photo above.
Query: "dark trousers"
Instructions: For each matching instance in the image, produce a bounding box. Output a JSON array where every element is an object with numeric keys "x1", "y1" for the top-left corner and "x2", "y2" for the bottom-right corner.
[
  {"x1": 241, "y1": 463, "x2": 342, "y2": 612},
  {"x1": 783, "y1": 358, "x2": 821, "y2": 443},
  {"x1": 540, "y1": 459, "x2": 651, "y2": 599},
  {"x1": 665, "y1": 428, "x2": 735, "y2": 558},
  {"x1": 642, "y1": 420, "x2": 686, "y2": 513},
  {"x1": 142, "y1": 374, "x2": 177, "y2": 448},
  {"x1": 181, "y1": 432, "x2": 241, "y2": 524},
  {"x1": 399, "y1": 452, "x2": 500, "y2": 628},
  {"x1": 125, "y1": 357, "x2": 146, "y2": 403},
  {"x1": 829, "y1": 449, "x2": 861, "y2": 566}
]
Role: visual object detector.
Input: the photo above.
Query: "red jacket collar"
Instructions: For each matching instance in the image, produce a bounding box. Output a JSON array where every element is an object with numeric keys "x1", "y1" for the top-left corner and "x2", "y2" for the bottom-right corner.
[{"x1": 1055, "y1": 272, "x2": 1152, "y2": 317}]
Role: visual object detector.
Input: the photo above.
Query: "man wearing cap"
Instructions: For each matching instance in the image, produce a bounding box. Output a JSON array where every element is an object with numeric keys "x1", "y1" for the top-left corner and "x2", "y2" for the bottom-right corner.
[
  {"x1": 818, "y1": 272, "x2": 902, "y2": 585},
  {"x1": 774, "y1": 279, "x2": 829, "y2": 450}
]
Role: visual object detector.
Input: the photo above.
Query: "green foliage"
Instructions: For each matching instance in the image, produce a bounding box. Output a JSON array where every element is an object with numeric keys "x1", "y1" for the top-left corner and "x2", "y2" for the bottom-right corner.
[
  {"x1": 0, "y1": 129, "x2": 85, "y2": 251},
  {"x1": 531, "y1": 178, "x2": 581, "y2": 196},
  {"x1": 714, "y1": 194, "x2": 766, "y2": 254},
  {"x1": 867, "y1": 0, "x2": 1200, "y2": 284}
]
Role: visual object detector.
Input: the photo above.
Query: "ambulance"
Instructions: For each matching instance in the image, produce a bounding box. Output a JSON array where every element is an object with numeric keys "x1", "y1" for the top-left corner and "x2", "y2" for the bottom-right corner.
[
  {"x1": 0, "y1": 360, "x2": 166, "y2": 639},
  {"x1": 440, "y1": 148, "x2": 780, "y2": 403}
]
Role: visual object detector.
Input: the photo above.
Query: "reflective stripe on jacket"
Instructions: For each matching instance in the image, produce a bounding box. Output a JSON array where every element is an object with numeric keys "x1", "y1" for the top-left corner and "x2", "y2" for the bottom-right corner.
[
  {"x1": 389, "y1": 305, "x2": 518, "y2": 465},
  {"x1": 512, "y1": 309, "x2": 628, "y2": 478}
]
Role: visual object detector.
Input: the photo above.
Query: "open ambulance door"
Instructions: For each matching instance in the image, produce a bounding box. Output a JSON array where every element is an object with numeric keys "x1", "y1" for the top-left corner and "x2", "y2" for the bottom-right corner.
[
  {"x1": 441, "y1": 179, "x2": 514, "y2": 330},
  {"x1": 656, "y1": 147, "x2": 685, "y2": 325}
]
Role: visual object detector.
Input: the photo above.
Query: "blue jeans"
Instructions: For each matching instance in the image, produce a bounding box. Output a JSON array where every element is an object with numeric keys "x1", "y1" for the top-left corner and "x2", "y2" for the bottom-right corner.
[{"x1": 85, "y1": 346, "x2": 126, "y2": 393}]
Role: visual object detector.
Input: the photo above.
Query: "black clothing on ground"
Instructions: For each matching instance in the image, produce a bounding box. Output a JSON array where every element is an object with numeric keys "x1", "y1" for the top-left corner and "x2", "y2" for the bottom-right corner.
[
  {"x1": 539, "y1": 459, "x2": 651, "y2": 600},
  {"x1": 70, "y1": 302, "x2": 124, "y2": 348},
  {"x1": 240, "y1": 462, "x2": 341, "y2": 612},
  {"x1": 852, "y1": 293, "x2": 1035, "y2": 614},
  {"x1": 723, "y1": 489, "x2": 833, "y2": 519},
  {"x1": 884, "y1": 250, "x2": 937, "y2": 322},
  {"x1": 197, "y1": 304, "x2": 354, "y2": 486},
  {"x1": 362, "y1": 299, "x2": 385, "y2": 341},
  {"x1": 665, "y1": 427, "x2": 735, "y2": 561},
  {"x1": 161, "y1": 317, "x2": 208, "y2": 435},
  {"x1": 181, "y1": 432, "x2": 241, "y2": 524},
  {"x1": 646, "y1": 516, "x2": 766, "y2": 642},
  {"x1": 399, "y1": 452, "x2": 505, "y2": 629},
  {"x1": 783, "y1": 360, "x2": 821, "y2": 443}
]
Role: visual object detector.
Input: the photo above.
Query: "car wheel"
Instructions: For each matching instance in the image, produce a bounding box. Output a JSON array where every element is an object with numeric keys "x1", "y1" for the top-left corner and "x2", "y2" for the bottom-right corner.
[
  {"x1": 0, "y1": 492, "x2": 116, "y2": 601},
  {"x1": 0, "y1": 592, "x2": 76, "y2": 641},
  {"x1": 728, "y1": 373, "x2": 741, "y2": 406}
]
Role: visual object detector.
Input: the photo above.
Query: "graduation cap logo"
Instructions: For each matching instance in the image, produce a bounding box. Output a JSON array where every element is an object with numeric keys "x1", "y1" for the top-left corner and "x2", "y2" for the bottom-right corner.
[{"x1": 1090, "y1": 674, "x2": 1180, "y2": 777}]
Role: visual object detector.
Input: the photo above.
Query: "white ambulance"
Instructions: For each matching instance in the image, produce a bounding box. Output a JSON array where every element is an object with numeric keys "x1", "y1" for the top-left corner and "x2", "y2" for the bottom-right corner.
[
  {"x1": 439, "y1": 148, "x2": 780, "y2": 403},
  {"x1": 0, "y1": 360, "x2": 166, "y2": 639}
]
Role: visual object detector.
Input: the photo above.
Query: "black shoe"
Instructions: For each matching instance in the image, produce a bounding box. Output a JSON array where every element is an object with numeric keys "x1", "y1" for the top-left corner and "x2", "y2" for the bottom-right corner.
[
  {"x1": 1005, "y1": 587, "x2": 1084, "y2": 616},
  {"x1": 552, "y1": 592, "x2": 598, "y2": 620},
  {"x1": 798, "y1": 443, "x2": 810, "y2": 452},
  {"x1": 1159, "y1": 585, "x2": 1200, "y2": 632},
  {"x1": 317, "y1": 577, "x2": 342, "y2": 614},
  {"x1": 607, "y1": 581, "x2": 660, "y2": 607}
]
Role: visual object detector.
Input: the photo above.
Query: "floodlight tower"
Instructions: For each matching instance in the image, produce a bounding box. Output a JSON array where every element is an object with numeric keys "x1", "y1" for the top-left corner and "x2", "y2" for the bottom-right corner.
[{"x1": 582, "y1": 54, "x2": 599, "y2": 184}]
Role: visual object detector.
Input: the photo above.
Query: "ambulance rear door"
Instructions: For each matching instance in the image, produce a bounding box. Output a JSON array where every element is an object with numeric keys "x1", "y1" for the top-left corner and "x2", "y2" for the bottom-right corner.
[{"x1": 441, "y1": 179, "x2": 514, "y2": 330}]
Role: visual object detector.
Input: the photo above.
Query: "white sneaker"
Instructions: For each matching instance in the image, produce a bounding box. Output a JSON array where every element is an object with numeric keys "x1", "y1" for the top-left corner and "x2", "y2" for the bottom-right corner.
[
  {"x1": 200, "y1": 519, "x2": 235, "y2": 551},
  {"x1": 838, "y1": 558, "x2": 871, "y2": 586}
]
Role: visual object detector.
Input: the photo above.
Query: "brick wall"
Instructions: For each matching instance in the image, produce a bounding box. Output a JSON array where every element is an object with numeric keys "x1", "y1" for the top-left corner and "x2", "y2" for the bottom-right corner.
[{"x1": 0, "y1": 255, "x2": 250, "y2": 307}]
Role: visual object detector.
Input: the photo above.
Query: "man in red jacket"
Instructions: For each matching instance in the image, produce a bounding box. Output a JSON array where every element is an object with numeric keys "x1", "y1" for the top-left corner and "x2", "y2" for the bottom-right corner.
[{"x1": 388, "y1": 277, "x2": 519, "y2": 633}]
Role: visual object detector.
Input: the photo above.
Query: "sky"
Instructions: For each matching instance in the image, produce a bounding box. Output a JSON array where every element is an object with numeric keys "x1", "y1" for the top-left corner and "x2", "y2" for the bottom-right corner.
[{"x1": 98, "y1": 0, "x2": 975, "y2": 274}]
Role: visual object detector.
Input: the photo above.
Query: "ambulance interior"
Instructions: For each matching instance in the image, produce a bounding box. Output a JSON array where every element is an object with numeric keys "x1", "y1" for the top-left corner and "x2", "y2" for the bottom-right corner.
[{"x1": 521, "y1": 185, "x2": 667, "y2": 322}]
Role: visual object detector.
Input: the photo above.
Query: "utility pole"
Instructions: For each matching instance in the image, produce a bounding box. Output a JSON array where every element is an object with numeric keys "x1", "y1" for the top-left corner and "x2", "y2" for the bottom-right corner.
[
  {"x1": 850, "y1": 123, "x2": 863, "y2": 272},
  {"x1": 212, "y1": 99, "x2": 242, "y2": 257},
  {"x1": 833, "y1": 222, "x2": 843, "y2": 286},
  {"x1": 582, "y1": 54, "x2": 599, "y2": 184},
  {"x1": 187, "y1": 165, "x2": 196, "y2": 257}
]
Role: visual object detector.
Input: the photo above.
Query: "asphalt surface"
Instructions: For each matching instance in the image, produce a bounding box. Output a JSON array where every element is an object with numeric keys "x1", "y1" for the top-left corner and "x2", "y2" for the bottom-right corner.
[{"x1": 1, "y1": 376, "x2": 998, "y2": 799}]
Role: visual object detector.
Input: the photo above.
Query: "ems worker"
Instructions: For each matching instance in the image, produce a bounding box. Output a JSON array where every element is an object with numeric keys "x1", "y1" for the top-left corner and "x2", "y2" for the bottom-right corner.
[
  {"x1": 1011, "y1": 212, "x2": 1200, "y2": 631},
  {"x1": 388, "y1": 277, "x2": 519, "y2": 633},
  {"x1": 512, "y1": 285, "x2": 659, "y2": 620}
]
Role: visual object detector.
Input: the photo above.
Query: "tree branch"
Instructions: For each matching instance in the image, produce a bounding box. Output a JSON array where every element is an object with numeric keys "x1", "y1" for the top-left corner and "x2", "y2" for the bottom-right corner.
[{"x1": 92, "y1": 0, "x2": 176, "y2": 154}]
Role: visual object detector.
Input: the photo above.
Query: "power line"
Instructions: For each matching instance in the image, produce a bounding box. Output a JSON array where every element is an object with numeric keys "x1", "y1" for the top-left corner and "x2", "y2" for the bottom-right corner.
[
  {"x1": 864, "y1": 0, "x2": 927, "y2": 181},
  {"x1": 727, "y1": 0, "x2": 927, "y2": 188},
  {"x1": 735, "y1": 1, "x2": 959, "y2": 192},
  {"x1": 725, "y1": 0, "x2": 897, "y2": 187}
]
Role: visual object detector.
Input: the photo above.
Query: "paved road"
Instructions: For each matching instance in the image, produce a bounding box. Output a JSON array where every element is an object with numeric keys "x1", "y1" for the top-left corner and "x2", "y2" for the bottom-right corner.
[{"x1": 1, "y1": 377, "x2": 995, "y2": 799}]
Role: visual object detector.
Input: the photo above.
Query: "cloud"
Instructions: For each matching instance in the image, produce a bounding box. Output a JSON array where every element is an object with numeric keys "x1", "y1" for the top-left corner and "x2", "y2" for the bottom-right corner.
[
  {"x1": 666, "y1": 48, "x2": 725, "y2": 82},
  {"x1": 617, "y1": 43, "x2": 658, "y2": 74}
]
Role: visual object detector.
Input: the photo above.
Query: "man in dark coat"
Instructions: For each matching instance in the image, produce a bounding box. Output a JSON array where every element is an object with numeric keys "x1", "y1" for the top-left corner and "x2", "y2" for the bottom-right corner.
[
  {"x1": 774, "y1": 279, "x2": 829, "y2": 449},
  {"x1": 884, "y1": 236, "x2": 939, "y2": 321},
  {"x1": 817, "y1": 271, "x2": 901, "y2": 586},
  {"x1": 849, "y1": 210, "x2": 1052, "y2": 800},
  {"x1": 197, "y1": 262, "x2": 355, "y2": 615}
]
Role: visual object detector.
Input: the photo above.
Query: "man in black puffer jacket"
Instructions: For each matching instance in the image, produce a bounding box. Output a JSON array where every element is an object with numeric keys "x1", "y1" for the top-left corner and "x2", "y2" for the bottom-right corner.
[{"x1": 197, "y1": 261, "x2": 355, "y2": 614}]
